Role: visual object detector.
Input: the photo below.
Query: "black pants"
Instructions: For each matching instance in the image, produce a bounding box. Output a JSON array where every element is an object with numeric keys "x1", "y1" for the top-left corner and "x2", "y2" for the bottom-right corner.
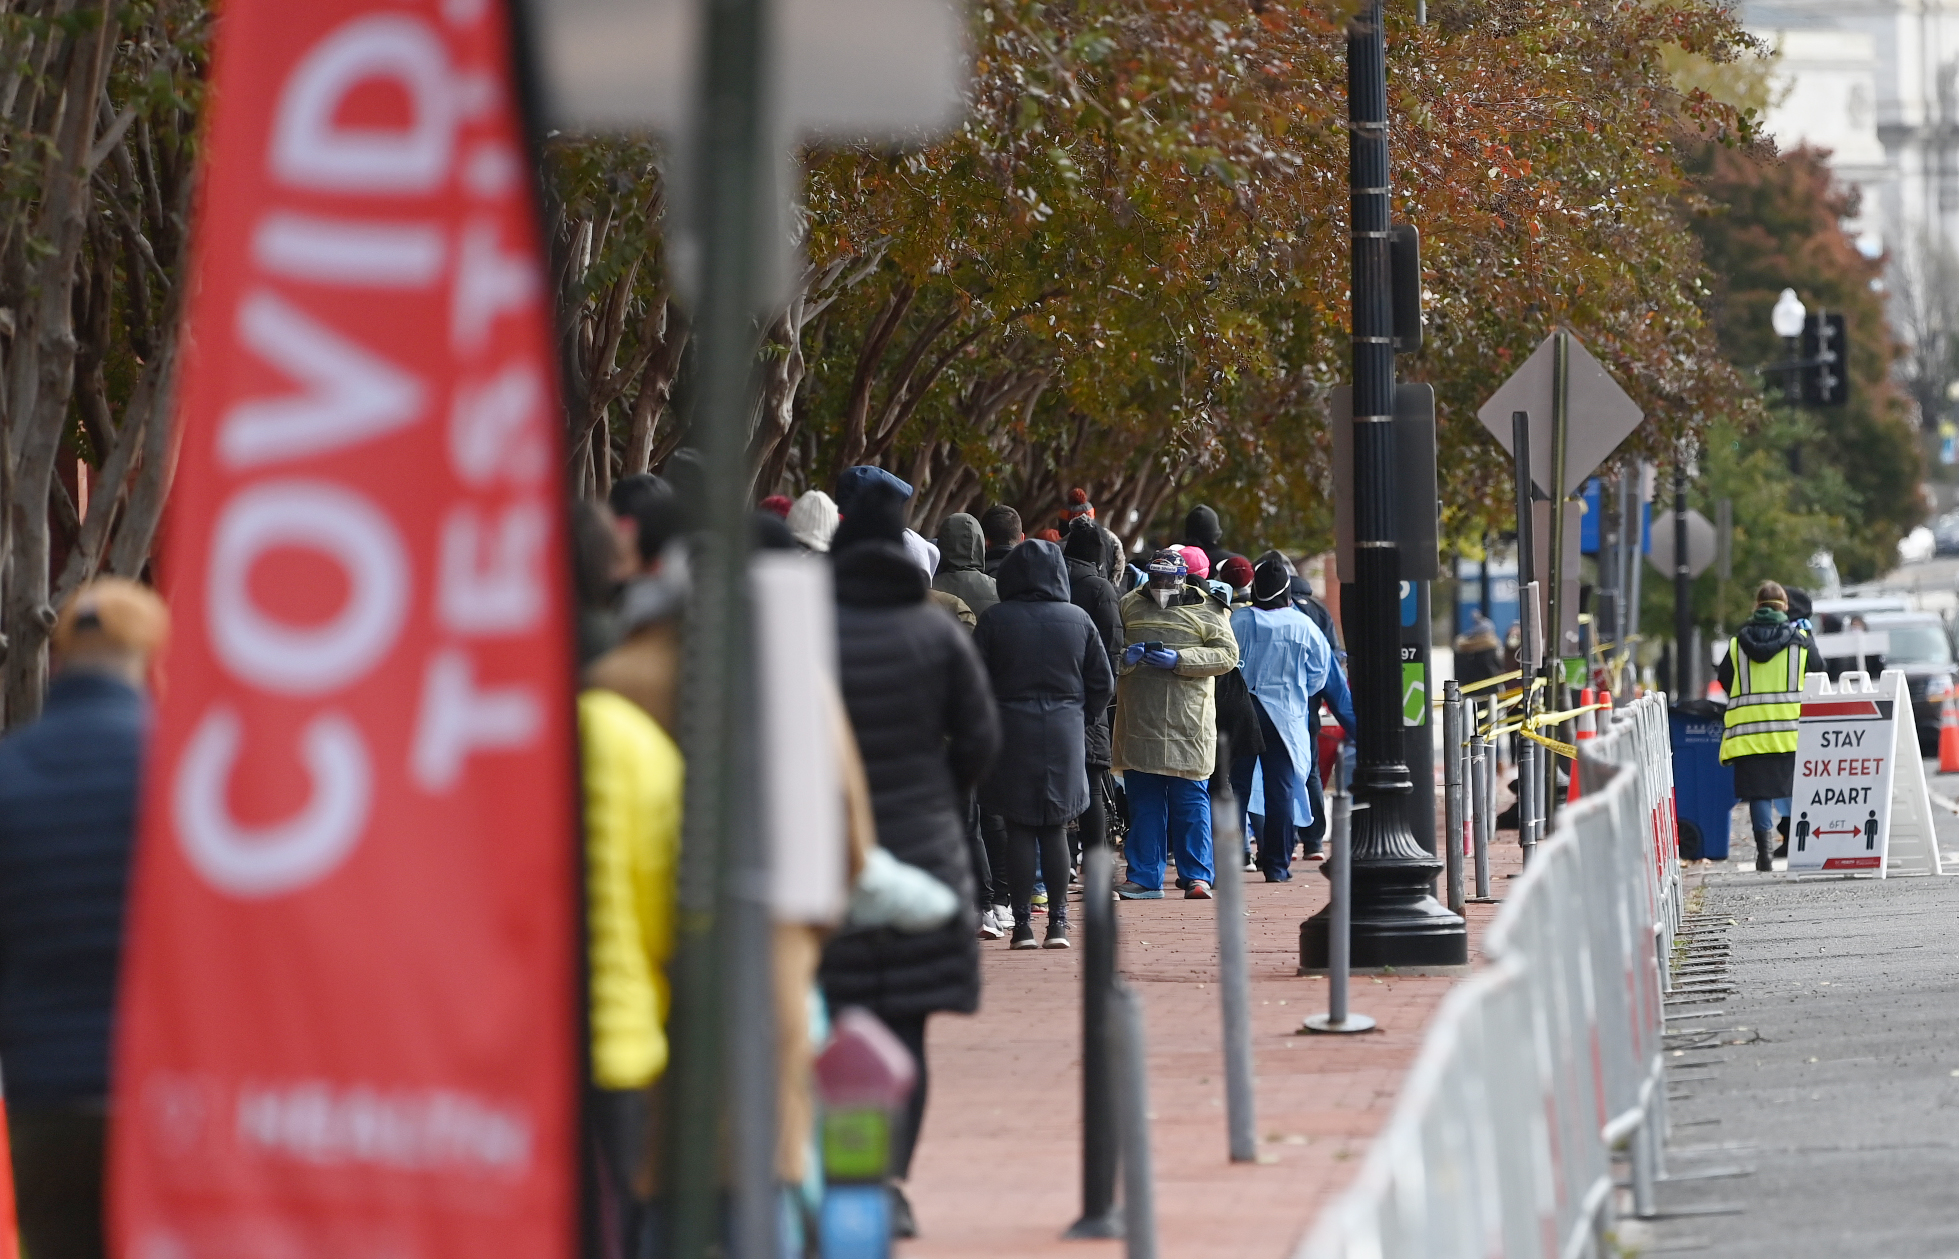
[
  {"x1": 884, "y1": 1012, "x2": 930, "y2": 1180},
  {"x1": 965, "y1": 797, "x2": 993, "y2": 913},
  {"x1": 1079, "y1": 769, "x2": 1111, "y2": 851},
  {"x1": 1006, "y1": 821, "x2": 1070, "y2": 931},
  {"x1": 10, "y1": 1104, "x2": 106, "y2": 1259},
  {"x1": 979, "y1": 812, "x2": 1011, "y2": 907}
]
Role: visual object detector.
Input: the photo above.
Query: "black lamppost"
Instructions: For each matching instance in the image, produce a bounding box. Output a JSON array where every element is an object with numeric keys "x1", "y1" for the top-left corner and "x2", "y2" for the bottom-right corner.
[{"x1": 1301, "y1": 1, "x2": 1466, "y2": 970}]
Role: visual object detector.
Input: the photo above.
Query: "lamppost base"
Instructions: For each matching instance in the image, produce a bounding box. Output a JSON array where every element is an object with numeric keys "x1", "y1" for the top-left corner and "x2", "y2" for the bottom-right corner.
[
  {"x1": 1298, "y1": 857, "x2": 1468, "y2": 969},
  {"x1": 1300, "y1": 1012, "x2": 1378, "y2": 1035}
]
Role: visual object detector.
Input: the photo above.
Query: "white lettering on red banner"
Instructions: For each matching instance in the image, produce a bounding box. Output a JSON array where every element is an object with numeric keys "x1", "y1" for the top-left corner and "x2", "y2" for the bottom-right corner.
[{"x1": 113, "y1": 0, "x2": 577, "y2": 1254}]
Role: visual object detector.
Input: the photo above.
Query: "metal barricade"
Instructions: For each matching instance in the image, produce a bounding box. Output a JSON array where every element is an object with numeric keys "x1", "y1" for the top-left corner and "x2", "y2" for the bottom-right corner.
[{"x1": 1295, "y1": 694, "x2": 1680, "y2": 1259}]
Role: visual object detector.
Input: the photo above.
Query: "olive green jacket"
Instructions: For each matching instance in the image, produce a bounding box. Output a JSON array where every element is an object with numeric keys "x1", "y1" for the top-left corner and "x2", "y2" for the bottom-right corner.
[{"x1": 1111, "y1": 588, "x2": 1241, "y2": 779}]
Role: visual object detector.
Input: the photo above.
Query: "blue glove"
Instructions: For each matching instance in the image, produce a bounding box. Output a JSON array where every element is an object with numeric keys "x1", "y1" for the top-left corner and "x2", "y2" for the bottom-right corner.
[
  {"x1": 1123, "y1": 642, "x2": 1148, "y2": 666},
  {"x1": 1143, "y1": 647, "x2": 1181, "y2": 670}
]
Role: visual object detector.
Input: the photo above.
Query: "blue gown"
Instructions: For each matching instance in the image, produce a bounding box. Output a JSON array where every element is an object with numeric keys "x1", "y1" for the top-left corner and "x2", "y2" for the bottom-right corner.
[{"x1": 1228, "y1": 606, "x2": 1357, "y2": 825}]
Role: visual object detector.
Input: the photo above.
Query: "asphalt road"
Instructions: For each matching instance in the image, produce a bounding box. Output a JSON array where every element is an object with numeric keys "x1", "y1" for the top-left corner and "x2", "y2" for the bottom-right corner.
[{"x1": 1624, "y1": 766, "x2": 1959, "y2": 1258}]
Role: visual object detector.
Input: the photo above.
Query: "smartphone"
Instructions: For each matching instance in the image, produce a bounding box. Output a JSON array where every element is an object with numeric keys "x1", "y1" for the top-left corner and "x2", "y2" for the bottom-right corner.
[{"x1": 1143, "y1": 641, "x2": 1164, "y2": 653}]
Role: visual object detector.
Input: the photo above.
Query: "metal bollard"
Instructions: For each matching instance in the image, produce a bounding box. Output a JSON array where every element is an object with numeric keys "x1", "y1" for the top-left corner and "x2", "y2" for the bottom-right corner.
[
  {"x1": 1469, "y1": 714, "x2": 1495, "y2": 903},
  {"x1": 1210, "y1": 781, "x2": 1257, "y2": 1163},
  {"x1": 1065, "y1": 844, "x2": 1122, "y2": 1239},
  {"x1": 1630, "y1": 1108, "x2": 1658, "y2": 1219},
  {"x1": 1518, "y1": 734, "x2": 1538, "y2": 867},
  {"x1": 1301, "y1": 783, "x2": 1376, "y2": 1034},
  {"x1": 1443, "y1": 680, "x2": 1466, "y2": 914},
  {"x1": 1114, "y1": 985, "x2": 1159, "y2": 1259}
]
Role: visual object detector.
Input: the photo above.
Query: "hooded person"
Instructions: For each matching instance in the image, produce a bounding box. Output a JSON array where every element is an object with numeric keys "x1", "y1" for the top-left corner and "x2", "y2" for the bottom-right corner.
[
  {"x1": 973, "y1": 541, "x2": 1115, "y2": 948},
  {"x1": 1182, "y1": 504, "x2": 1245, "y2": 574},
  {"x1": 1110, "y1": 549, "x2": 1242, "y2": 899},
  {"x1": 934, "y1": 513, "x2": 1000, "y2": 617},
  {"x1": 1288, "y1": 573, "x2": 1341, "y2": 650},
  {"x1": 904, "y1": 529, "x2": 976, "y2": 629},
  {"x1": 786, "y1": 490, "x2": 840, "y2": 553},
  {"x1": 1715, "y1": 580, "x2": 1818, "y2": 872},
  {"x1": 820, "y1": 477, "x2": 1001, "y2": 1234},
  {"x1": 1453, "y1": 610, "x2": 1503, "y2": 686},
  {"x1": 1229, "y1": 559, "x2": 1360, "y2": 880}
]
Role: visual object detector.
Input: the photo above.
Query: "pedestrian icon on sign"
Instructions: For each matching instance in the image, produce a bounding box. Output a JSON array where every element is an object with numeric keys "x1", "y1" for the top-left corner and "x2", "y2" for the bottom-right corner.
[
  {"x1": 1865, "y1": 811, "x2": 1879, "y2": 850},
  {"x1": 1795, "y1": 812, "x2": 1809, "y2": 852}
]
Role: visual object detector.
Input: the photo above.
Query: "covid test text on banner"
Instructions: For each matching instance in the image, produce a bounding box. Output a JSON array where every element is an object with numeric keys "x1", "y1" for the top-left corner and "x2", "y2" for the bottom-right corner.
[
  {"x1": 112, "y1": 1, "x2": 579, "y2": 1255},
  {"x1": 1788, "y1": 671, "x2": 1942, "y2": 877}
]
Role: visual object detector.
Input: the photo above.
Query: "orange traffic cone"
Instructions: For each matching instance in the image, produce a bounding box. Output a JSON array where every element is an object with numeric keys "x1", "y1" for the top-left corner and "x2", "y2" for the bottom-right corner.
[
  {"x1": 1940, "y1": 692, "x2": 1959, "y2": 775},
  {"x1": 1568, "y1": 687, "x2": 1597, "y2": 802}
]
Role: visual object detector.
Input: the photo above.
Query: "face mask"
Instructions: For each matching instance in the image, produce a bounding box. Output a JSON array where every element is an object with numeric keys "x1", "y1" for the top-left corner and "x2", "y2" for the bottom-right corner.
[{"x1": 1150, "y1": 586, "x2": 1179, "y2": 609}]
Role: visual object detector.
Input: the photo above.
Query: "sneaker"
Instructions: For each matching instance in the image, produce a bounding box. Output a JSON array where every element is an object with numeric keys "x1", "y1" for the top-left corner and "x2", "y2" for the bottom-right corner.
[
  {"x1": 1262, "y1": 870, "x2": 1290, "y2": 883},
  {"x1": 977, "y1": 908, "x2": 1005, "y2": 940},
  {"x1": 1031, "y1": 889, "x2": 1048, "y2": 907},
  {"x1": 1301, "y1": 848, "x2": 1326, "y2": 863},
  {"x1": 1044, "y1": 921, "x2": 1071, "y2": 949},
  {"x1": 1011, "y1": 923, "x2": 1040, "y2": 949},
  {"x1": 890, "y1": 1184, "x2": 918, "y2": 1239},
  {"x1": 1184, "y1": 880, "x2": 1213, "y2": 900},
  {"x1": 1115, "y1": 880, "x2": 1164, "y2": 900},
  {"x1": 992, "y1": 904, "x2": 1014, "y2": 930},
  {"x1": 1242, "y1": 855, "x2": 1258, "y2": 872}
]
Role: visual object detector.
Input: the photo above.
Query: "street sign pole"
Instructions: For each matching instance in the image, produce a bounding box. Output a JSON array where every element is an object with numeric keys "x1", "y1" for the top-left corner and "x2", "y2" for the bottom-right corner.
[
  {"x1": 1673, "y1": 452, "x2": 1692, "y2": 703},
  {"x1": 1546, "y1": 332, "x2": 1571, "y2": 822},
  {"x1": 667, "y1": 0, "x2": 777, "y2": 1256}
]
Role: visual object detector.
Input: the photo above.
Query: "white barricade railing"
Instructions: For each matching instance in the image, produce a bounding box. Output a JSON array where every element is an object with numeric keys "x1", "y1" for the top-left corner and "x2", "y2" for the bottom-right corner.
[{"x1": 1295, "y1": 693, "x2": 1681, "y2": 1259}]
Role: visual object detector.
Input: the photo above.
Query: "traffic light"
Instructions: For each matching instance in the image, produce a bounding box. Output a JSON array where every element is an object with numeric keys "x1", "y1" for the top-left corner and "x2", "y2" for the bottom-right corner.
[{"x1": 1802, "y1": 311, "x2": 1848, "y2": 406}]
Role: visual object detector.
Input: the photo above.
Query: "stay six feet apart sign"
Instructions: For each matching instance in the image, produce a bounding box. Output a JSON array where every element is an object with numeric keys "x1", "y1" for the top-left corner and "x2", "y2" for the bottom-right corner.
[{"x1": 1788, "y1": 671, "x2": 1915, "y2": 875}]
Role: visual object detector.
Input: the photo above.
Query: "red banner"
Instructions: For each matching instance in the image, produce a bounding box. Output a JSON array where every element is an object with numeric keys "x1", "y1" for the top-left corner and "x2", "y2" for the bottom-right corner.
[{"x1": 111, "y1": 1, "x2": 577, "y2": 1254}]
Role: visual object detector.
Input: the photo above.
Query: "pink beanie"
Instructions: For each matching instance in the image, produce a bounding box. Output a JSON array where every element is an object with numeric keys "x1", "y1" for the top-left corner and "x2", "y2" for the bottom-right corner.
[{"x1": 1171, "y1": 544, "x2": 1210, "y2": 581}]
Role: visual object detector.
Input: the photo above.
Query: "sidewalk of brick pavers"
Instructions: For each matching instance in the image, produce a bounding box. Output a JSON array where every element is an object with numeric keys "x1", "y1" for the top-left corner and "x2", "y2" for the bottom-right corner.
[{"x1": 899, "y1": 814, "x2": 1527, "y2": 1259}]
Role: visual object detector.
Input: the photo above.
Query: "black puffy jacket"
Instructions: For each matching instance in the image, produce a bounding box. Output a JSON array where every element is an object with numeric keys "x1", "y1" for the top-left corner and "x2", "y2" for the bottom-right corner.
[
  {"x1": 0, "y1": 671, "x2": 147, "y2": 1105},
  {"x1": 822, "y1": 540, "x2": 1001, "y2": 1019},
  {"x1": 974, "y1": 543, "x2": 1115, "y2": 824}
]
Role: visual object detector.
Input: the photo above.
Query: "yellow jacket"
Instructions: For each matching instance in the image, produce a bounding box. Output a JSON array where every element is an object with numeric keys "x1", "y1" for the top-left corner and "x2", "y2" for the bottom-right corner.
[{"x1": 580, "y1": 688, "x2": 683, "y2": 1091}]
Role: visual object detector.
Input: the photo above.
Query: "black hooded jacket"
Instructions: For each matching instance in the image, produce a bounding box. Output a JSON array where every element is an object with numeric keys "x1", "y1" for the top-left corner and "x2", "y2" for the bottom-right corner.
[
  {"x1": 973, "y1": 541, "x2": 1115, "y2": 825},
  {"x1": 824, "y1": 516, "x2": 1002, "y2": 1019},
  {"x1": 933, "y1": 512, "x2": 999, "y2": 616},
  {"x1": 1182, "y1": 504, "x2": 1245, "y2": 573}
]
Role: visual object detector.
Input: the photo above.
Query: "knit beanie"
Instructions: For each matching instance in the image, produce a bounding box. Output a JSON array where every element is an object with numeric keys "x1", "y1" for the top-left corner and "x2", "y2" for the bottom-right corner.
[
  {"x1": 1219, "y1": 555, "x2": 1255, "y2": 591},
  {"x1": 1251, "y1": 558, "x2": 1294, "y2": 609},
  {"x1": 831, "y1": 479, "x2": 908, "y2": 553},
  {"x1": 1171, "y1": 543, "x2": 1210, "y2": 581},
  {"x1": 1064, "y1": 487, "x2": 1095, "y2": 521},
  {"x1": 1063, "y1": 516, "x2": 1105, "y2": 563},
  {"x1": 786, "y1": 490, "x2": 840, "y2": 553}
]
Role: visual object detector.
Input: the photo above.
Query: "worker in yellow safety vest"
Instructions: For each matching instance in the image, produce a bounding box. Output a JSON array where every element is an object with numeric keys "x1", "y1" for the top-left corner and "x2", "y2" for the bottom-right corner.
[{"x1": 1716, "y1": 581, "x2": 1818, "y2": 872}]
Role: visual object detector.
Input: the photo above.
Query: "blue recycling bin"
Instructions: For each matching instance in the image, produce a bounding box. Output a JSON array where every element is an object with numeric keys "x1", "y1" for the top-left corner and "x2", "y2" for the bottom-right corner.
[{"x1": 1669, "y1": 703, "x2": 1735, "y2": 861}]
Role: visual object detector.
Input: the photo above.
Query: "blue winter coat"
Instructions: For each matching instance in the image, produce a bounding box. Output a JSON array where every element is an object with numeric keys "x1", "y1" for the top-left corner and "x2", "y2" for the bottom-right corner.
[
  {"x1": 1229, "y1": 606, "x2": 1357, "y2": 825},
  {"x1": 0, "y1": 670, "x2": 148, "y2": 1106}
]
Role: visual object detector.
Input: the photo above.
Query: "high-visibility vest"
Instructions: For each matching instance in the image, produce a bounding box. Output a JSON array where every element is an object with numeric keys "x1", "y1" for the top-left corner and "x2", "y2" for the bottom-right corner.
[{"x1": 1720, "y1": 637, "x2": 1805, "y2": 761}]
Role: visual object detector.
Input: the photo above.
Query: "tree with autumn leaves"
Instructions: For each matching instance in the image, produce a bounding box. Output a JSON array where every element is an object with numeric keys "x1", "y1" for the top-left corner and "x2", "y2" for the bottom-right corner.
[
  {"x1": 0, "y1": 0, "x2": 1927, "y2": 722},
  {"x1": 550, "y1": 0, "x2": 1813, "y2": 555}
]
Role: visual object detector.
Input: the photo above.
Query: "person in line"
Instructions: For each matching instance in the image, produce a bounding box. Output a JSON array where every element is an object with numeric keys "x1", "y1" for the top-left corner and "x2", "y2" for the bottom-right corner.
[
  {"x1": 1181, "y1": 503, "x2": 1245, "y2": 574},
  {"x1": 1059, "y1": 488, "x2": 1125, "y2": 578},
  {"x1": 819, "y1": 478, "x2": 1001, "y2": 1238},
  {"x1": 979, "y1": 504, "x2": 1024, "y2": 576},
  {"x1": 974, "y1": 540, "x2": 1114, "y2": 948},
  {"x1": 1231, "y1": 558, "x2": 1359, "y2": 880},
  {"x1": 1063, "y1": 519, "x2": 1124, "y2": 864},
  {"x1": 1219, "y1": 556, "x2": 1256, "y2": 607},
  {"x1": 1716, "y1": 580, "x2": 1818, "y2": 873},
  {"x1": 0, "y1": 579, "x2": 167, "y2": 1259},
  {"x1": 1111, "y1": 549, "x2": 1241, "y2": 900},
  {"x1": 904, "y1": 530, "x2": 976, "y2": 629},
  {"x1": 786, "y1": 488, "x2": 840, "y2": 554},
  {"x1": 572, "y1": 499, "x2": 683, "y2": 1254},
  {"x1": 1453, "y1": 609, "x2": 1504, "y2": 688},
  {"x1": 836, "y1": 464, "x2": 914, "y2": 516},
  {"x1": 934, "y1": 512, "x2": 999, "y2": 617}
]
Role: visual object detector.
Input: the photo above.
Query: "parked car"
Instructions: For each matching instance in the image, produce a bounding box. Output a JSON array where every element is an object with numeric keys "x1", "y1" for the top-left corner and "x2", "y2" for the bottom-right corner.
[
  {"x1": 1832, "y1": 612, "x2": 1958, "y2": 756},
  {"x1": 1935, "y1": 511, "x2": 1959, "y2": 557}
]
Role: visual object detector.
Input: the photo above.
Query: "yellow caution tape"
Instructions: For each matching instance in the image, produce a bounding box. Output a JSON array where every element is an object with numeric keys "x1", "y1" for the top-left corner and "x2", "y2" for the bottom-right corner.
[
  {"x1": 1520, "y1": 726, "x2": 1579, "y2": 759},
  {"x1": 1457, "y1": 669, "x2": 1523, "y2": 696}
]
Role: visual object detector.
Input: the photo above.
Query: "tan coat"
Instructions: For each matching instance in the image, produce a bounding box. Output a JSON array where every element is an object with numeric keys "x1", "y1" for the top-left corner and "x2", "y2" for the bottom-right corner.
[{"x1": 1110, "y1": 589, "x2": 1240, "y2": 780}]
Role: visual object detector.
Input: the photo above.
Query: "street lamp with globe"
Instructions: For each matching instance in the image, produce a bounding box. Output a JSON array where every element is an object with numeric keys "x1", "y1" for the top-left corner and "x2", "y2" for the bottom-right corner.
[{"x1": 1771, "y1": 287, "x2": 1807, "y2": 404}]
